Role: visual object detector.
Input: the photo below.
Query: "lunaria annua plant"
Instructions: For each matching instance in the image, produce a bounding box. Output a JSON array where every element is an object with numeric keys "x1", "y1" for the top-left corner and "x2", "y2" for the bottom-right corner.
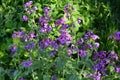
[{"x1": 9, "y1": 1, "x2": 120, "y2": 80}]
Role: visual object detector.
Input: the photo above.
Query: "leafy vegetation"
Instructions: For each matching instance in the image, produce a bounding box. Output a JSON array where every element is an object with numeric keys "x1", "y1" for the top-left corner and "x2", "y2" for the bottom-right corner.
[{"x1": 0, "y1": 0, "x2": 120, "y2": 80}]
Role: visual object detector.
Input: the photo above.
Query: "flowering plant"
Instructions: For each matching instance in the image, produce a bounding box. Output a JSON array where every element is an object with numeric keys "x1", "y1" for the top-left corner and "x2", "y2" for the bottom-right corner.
[{"x1": 3, "y1": 1, "x2": 120, "y2": 80}]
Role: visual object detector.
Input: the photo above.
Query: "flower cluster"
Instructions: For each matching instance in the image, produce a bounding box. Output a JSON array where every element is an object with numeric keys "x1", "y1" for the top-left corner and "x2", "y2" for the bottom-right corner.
[
  {"x1": 39, "y1": 7, "x2": 52, "y2": 33},
  {"x1": 87, "y1": 51, "x2": 120, "y2": 79},
  {"x1": 22, "y1": 1, "x2": 38, "y2": 21},
  {"x1": 12, "y1": 30, "x2": 37, "y2": 42},
  {"x1": 75, "y1": 30, "x2": 100, "y2": 57},
  {"x1": 57, "y1": 29, "x2": 72, "y2": 45},
  {"x1": 24, "y1": 1, "x2": 38, "y2": 14}
]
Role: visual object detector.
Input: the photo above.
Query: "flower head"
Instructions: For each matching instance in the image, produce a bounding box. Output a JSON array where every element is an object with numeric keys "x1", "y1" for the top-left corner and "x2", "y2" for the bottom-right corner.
[
  {"x1": 50, "y1": 50, "x2": 56, "y2": 57},
  {"x1": 55, "y1": 18, "x2": 66, "y2": 26},
  {"x1": 78, "y1": 49, "x2": 87, "y2": 57},
  {"x1": 78, "y1": 17, "x2": 82, "y2": 24},
  {"x1": 29, "y1": 32, "x2": 37, "y2": 39},
  {"x1": 44, "y1": 7, "x2": 50, "y2": 17},
  {"x1": 52, "y1": 74, "x2": 57, "y2": 80},
  {"x1": 114, "y1": 31, "x2": 120, "y2": 41},
  {"x1": 10, "y1": 44, "x2": 17, "y2": 53},
  {"x1": 22, "y1": 15, "x2": 28, "y2": 21},
  {"x1": 57, "y1": 30, "x2": 72, "y2": 45},
  {"x1": 114, "y1": 66, "x2": 120, "y2": 73},
  {"x1": 39, "y1": 41, "x2": 45, "y2": 51},
  {"x1": 94, "y1": 42, "x2": 100, "y2": 48},
  {"x1": 108, "y1": 51, "x2": 119, "y2": 61},
  {"x1": 21, "y1": 60, "x2": 33, "y2": 67},
  {"x1": 12, "y1": 30, "x2": 24, "y2": 38},
  {"x1": 24, "y1": 1, "x2": 33, "y2": 8},
  {"x1": 93, "y1": 51, "x2": 106, "y2": 60},
  {"x1": 24, "y1": 43, "x2": 35, "y2": 51},
  {"x1": 32, "y1": 6, "x2": 38, "y2": 11},
  {"x1": 68, "y1": 48, "x2": 73, "y2": 55},
  {"x1": 91, "y1": 34, "x2": 99, "y2": 40}
]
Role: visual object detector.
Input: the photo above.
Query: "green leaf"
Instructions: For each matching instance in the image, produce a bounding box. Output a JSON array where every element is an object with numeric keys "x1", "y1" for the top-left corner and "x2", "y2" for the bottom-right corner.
[
  {"x1": 43, "y1": 75, "x2": 51, "y2": 80},
  {"x1": 13, "y1": 70, "x2": 22, "y2": 80}
]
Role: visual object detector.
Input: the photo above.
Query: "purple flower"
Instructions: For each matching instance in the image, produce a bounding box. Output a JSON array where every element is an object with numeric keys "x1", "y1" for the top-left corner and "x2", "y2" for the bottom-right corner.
[
  {"x1": 39, "y1": 23, "x2": 52, "y2": 33},
  {"x1": 87, "y1": 72, "x2": 101, "y2": 80},
  {"x1": 86, "y1": 43, "x2": 93, "y2": 50},
  {"x1": 84, "y1": 30, "x2": 99, "y2": 40},
  {"x1": 94, "y1": 42, "x2": 100, "y2": 48},
  {"x1": 19, "y1": 78, "x2": 26, "y2": 80},
  {"x1": 27, "y1": 10, "x2": 32, "y2": 14},
  {"x1": 51, "y1": 41, "x2": 58, "y2": 50},
  {"x1": 94, "y1": 60, "x2": 108, "y2": 74},
  {"x1": 52, "y1": 74, "x2": 57, "y2": 80},
  {"x1": 114, "y1": 31, "x2": 120, "y2": 41},
  {"x1": 84, "y1": 30, "x2": 94, "y2": 40},
  {"x1": 114, "y1": 66, "x2": 120, "y2": 73},
  {"x1": 64, "y1": 4, "x2": 71, "y2": 13},
  {"x1": 78, "y1": 17, "x2": 82, "y2": 24},
  {"x1": 21, "y1": 60, "x2": 33, "y2": 67},
  {"x1": 91, "y1": 34, "x2": 99, "y2": 40},
  {"x1": 39, "y1": 28, "x2": 46, "y2": 33},
  {"x1": 78, "y1": 49, "x2": 87, "y2": 57},
  {"x1": 94, "y1": 63, "x2": 102, "y2": 71},
  {"x1": 57, "y1": 30, "x2": 72, "y2": 45},
  {"x1": 92, "y1": 72, "x2": 101, "y2": 80},
  {"x1": 24, "y1": 43, "x2": 35, "y2": 51},
  {"x1": 12, "y1": 30, "x2": 24, "y2": 38},
  {"x1": 39, "y1": 41, "x2": 45, "y2": 51},
  {"x1": 44, "y1": 7, "x2": 50, "y2": 17},
  {"x1": 32, "y1": 6, "x2": 38, "y2": 11},
  {"x1": 55, "y1": 18, "x2": 66, "y2": 26},
  {"x1": 22, "y1": 15, "x2": 28, "y2": 21},
  {"x1": 64, "y1": 4, "x2": 71, "y2": 18},
  {"x1": 108, "y1": 35, "x2": 113, "y2": 39},
  {"x1": 62, "y1": 24, "x2": 69, "y2": 29},
  {"x1": 44, "y1": 38, "x2": 52, "y2": 47},
  {"x1": 12, "y1": 32, "x2": 17, "y2": 38},
  {"x1": 29, "y1": 32, "x2": 37, "y2": 39},
  {"x1": 39, "y1": 16, "x2": 47, "y2": 26},
  {"x1": 50, "y1": 50, "x2": 56, "y2": 57},
  {"x1": 76, "y1": 38, "x2": 84, "y2": 45},
  {"x1": 93, "y1": 51, "x2": 106, "y2": 60},
  {"x1": 24, "y1": 1, "x2": 33, "y2": 8},
  {"x1": 108, "y1": 51, "x2": 119, "y2": 61},
  {"x1": 100, "y1": 59, "x2": 109, "y2": 65},
  {"x1": 99, "y1": 51, "x2": 107, "y2": 58},
  {"x1": 68, "y1": 48, "x2": 73, "y2": 55},
  {"x1": 22, "y1": 36, "x2": 30, "y2": 42},
  {"x1": 10, "y1": 44, "x2": 17, "y2": 53}
]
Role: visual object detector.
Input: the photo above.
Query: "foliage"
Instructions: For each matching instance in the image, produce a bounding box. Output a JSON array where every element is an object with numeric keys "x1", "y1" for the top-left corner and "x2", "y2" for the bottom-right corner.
[{"x1": 0, "y1": 0, "x2": 120, "y2": 80}]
